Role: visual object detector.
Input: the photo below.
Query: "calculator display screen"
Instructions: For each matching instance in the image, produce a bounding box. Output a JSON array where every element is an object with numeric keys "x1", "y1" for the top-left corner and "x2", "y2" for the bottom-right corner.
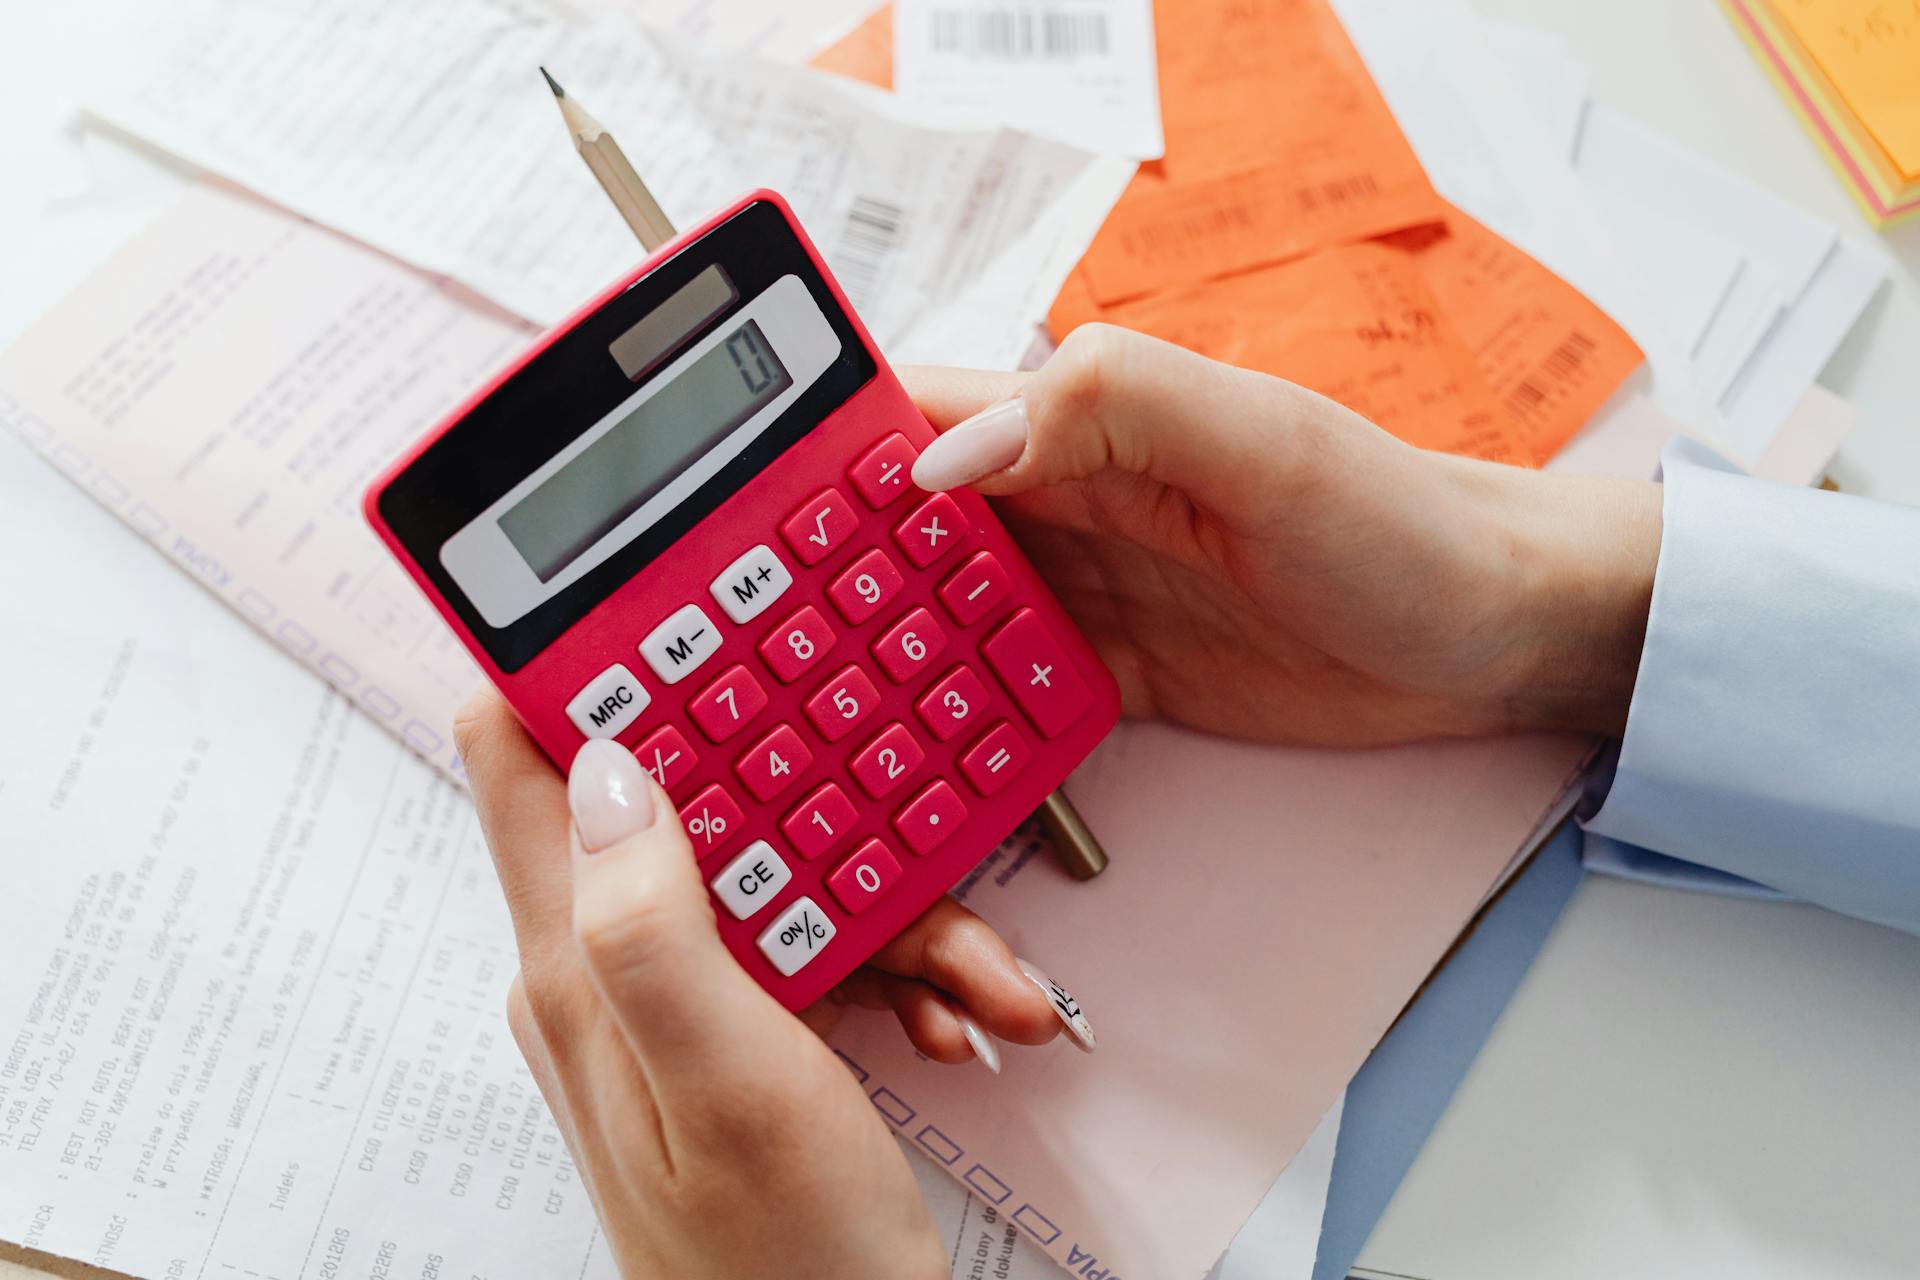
[{"x1": 498, "y1": 321, "x2": 793, "y2": 582}]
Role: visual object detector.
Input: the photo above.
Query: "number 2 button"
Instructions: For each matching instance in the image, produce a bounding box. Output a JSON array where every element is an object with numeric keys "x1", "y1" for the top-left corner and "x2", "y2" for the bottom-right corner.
[
  {"x1": 849, "y1": 723, "x2": 924, "y2": 800},
  {"x1": 758, "y1": 606, "x2": 836, "y2": 683}
]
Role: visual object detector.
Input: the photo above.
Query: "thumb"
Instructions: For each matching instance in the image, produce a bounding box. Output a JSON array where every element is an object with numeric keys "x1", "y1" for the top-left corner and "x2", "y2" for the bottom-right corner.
[
  {"x1": 910, "y1": 324, "x2": 1296, "y2": 503},
  {"x1": 565, "y1": 740, "x2": 795, "y2": 1098}
]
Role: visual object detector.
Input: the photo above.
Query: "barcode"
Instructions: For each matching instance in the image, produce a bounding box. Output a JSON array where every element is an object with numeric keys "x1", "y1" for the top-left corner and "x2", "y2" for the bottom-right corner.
[
  {"x1": 1505, "y1": 332, "x2": 1596, "y2": 416},
  {"x1": 832, "y1": 196, "x2": 905, "y2": 309},
  {"x1": 1295, "y1": 175, "x2": 1381, "y2": 215},
  {"x1": 930, "y1": 8, "x2": 1110, "y2": 58}
]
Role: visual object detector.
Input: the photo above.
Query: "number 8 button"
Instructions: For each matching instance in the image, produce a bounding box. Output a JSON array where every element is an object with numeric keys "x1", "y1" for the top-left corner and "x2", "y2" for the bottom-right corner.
[{"x1": 758, "y1": 605, "x2": 836, "y2": 683}]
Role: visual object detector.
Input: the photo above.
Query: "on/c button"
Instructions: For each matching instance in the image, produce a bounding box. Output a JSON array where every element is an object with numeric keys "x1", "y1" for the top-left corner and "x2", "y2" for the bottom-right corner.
[{"x1": 709, "y1": 840, "x2": 793, "y2": 921}]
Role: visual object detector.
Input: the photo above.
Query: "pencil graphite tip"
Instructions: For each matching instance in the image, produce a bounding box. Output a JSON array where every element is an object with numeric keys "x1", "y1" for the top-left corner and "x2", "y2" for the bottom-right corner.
[{"x1": 539, "y1": 66, "x2": 564, "y2": 99}]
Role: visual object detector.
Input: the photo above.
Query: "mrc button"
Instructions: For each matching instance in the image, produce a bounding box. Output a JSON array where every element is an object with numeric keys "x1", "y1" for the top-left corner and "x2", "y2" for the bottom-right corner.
[
  {"x1": 709, "y1": 840, "x2": 793, "y2": 921},
  {"x1": 564, "y1": 663, "x2": 652, "y2": 739}
]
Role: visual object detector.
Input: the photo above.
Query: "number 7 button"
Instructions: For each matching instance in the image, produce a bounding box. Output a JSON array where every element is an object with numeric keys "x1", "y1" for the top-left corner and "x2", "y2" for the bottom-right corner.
[{"x1": 980, "y1": 608, "x2": 1090, "y2": 738}]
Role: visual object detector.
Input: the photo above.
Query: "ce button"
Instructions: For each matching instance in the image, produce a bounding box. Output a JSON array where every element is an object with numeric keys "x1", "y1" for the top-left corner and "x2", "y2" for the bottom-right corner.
[{"x1": 709, "y1": 841, "x2": 794, "y2": 921}]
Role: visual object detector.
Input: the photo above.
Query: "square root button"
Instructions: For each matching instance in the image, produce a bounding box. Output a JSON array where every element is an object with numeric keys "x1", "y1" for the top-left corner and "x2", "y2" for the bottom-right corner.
[
  {"x1": 756, "y1": 896, "x2": 838, "y2": 976},
  {"x1": 980, "y1": 608, "x2": 1090, "y2": 738}
]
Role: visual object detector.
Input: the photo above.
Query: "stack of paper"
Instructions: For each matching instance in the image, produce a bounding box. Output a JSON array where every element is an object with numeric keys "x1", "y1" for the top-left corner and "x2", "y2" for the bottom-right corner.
[{"x1": 1722, "y1": 0, "x2": 1920, "y2": 227}]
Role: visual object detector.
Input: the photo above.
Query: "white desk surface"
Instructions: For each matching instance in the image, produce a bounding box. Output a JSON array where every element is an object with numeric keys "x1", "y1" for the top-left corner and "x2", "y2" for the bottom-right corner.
[
  {"x1": 5, "y1": 4, "x2": 1919, "y2": 1280},
  {"x1": 1359, "y1": 5, "x2": 1920, "y2": 1278}
]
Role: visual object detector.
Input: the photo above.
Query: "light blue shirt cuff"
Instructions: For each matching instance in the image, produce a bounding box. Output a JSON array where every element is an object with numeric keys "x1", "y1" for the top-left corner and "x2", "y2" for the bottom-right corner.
[{"x1": 1580, "y1": 439, "x2": 1920, "y2": 935}]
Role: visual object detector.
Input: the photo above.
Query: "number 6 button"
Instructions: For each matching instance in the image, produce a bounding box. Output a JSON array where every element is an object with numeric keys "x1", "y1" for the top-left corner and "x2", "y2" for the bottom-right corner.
[{"x1": 873, "y1": 608, "x2": 947, "y2": 683}]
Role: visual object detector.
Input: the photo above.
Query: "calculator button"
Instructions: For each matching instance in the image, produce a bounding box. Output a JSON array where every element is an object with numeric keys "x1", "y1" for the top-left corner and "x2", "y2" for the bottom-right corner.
[
  {"x1": 708, "y1": 543, "x2": 792, "y2": 624},
  {"x1": 892, "y1": 493, "x2": 971, "y2": 568},
  {"x1": 781, "y1": 782, "x2": 858, "y2": 861},
  {"x1": 756, "y1": 896, "x2": 838, "y2": 976},
  {"x1": 848, "y1": 723, "x2": 925, "y2": 800},
  {"x1": 981, "y1": 608, "x2": 1092, "y2": 738},
  {"x1": 680, "y1": 782, "x2": 746, "y2": 858},
  {"x1": 687, "y1": 664, "x2": 768, "y2": 743},
  {"x1": 893, "y1": 780, "x2": 968, "y2": 856},
  {"x1": 937, "y1": 551, "x2": 1011, "y2": 627},
  {"x1": 873, "y1": 608, "x2": 948, "y2": 683},
  {"x1": 709, "y1": 840, "x2": 792, "y2": 921},
  {"x1": 802, "y1": 664, "x2": 880, "y2": 742},
  {"x1": 959, "y1": 722, "x2": 1030, "y2": 796},
  {"x1": 780, "y1": 488, "x2": 859, "y2": 566},
  {"x1": 638, "y1": 604, "x2": 722, "y2": 685},
  {"x1": 826, "y1": 839, "x2": 903, "y2": 915},
  {"x1": 633, "y1": 724, "x2": 698, "y2": 792},
  {"x1": 734, "y1": 724, "x2": 814, "y2": 802},
  {"x1": 758, "y1": 605, "x2": 837, "y2": 683},
  {"x1": 914, "y1": 665, "x2": 989, "y2": 742},
  {"x1": 825, "y1": 548, "x2": 905, "y2": 626},
  {"x1": 848, "y1": 433, "x2": 919, "y2": 509},
  {"x1": 564, "y1": 663, "x2": 651, "y2": 740}
]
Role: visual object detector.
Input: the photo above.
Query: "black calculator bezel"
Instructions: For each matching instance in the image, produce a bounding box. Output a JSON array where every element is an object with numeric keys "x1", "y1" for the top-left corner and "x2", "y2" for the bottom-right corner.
[{"x1": 376, "y1": 200, "x2": 877, "y2": 674}]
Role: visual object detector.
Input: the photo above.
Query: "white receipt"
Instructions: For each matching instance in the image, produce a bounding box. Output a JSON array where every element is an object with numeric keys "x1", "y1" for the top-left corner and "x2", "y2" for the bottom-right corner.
[
  {"x1": 84, "y1": 0, "x2": 1132, "y2": 370},
  {"x1": 893, "y1": 0, "x2": 1164, "y2": 159}
]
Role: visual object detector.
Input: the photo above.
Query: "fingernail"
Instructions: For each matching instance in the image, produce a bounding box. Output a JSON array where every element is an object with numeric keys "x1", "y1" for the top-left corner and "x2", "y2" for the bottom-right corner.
[
  {"x1": 912, "y1": 398, "x2": 1029, "y2": 490},
  {"x1": 950, "y1": 1003, "x2": 1001, "y2": 1075},
  {"x1": 1016, "y1": 958, "x2": 1096, "y2": 1053},
  {"x1": 568, "y1": 739, "x2": 657, "y2": 853}
]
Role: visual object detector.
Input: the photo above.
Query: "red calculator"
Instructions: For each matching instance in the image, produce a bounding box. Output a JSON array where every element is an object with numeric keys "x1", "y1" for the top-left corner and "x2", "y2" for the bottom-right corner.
[{"x1": 365, "y1": 191, "x2": 1119, "y2": 1010}]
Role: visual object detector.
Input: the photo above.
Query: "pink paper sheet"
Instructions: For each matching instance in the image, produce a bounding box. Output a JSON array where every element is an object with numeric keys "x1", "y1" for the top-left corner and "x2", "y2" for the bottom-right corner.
[{"x1": 830, "y1": 721, "x2": 1591, "y2": 1277}]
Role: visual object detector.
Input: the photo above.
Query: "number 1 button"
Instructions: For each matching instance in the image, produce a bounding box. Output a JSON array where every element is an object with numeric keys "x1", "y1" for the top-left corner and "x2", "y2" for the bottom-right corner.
[{"x1": 782, "y1": 782, "x2": 858, "y2": 861}]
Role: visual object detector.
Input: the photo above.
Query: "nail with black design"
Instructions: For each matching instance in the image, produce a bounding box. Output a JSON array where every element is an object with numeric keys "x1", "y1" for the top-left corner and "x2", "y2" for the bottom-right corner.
[{"x1": 1017, "y1": 958, "x2": 1096, "y2": 1053}]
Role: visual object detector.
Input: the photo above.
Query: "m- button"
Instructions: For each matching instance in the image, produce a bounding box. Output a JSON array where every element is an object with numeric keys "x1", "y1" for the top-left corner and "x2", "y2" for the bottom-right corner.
[
  {"x1": 980, "y1": 609, "x2": 1090, "y2": 738},
  {"x1": 639, "y1": 603, "x2": 723, "y2": 684},
  {"x1": 563, "y1": 663, "x2": 651, "y2": 739}
]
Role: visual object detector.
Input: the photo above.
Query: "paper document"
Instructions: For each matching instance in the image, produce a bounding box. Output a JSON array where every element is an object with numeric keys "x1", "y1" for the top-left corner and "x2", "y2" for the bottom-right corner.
[
  {"x1": 892, "y1": 0, "x2": 1165, "y2": 159},
  {"x1": 828, "y1": 722, "x2": 1591, "y2": 1278},
  {"x1": 0, "y1": 185, "x2": 535, "y2": 779},
  {"x1": 86, "y1": 0, "x2": 1131, "y2": 370}
]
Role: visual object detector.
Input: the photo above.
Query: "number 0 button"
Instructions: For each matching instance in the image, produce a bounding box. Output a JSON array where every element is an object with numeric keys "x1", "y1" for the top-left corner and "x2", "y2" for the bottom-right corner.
[
  {"x1": 826, "y1": 839, "x2": 903, "y2": 915},
  {"x1": 872, "y1": 608, "x2": 947, "y2": 683}
]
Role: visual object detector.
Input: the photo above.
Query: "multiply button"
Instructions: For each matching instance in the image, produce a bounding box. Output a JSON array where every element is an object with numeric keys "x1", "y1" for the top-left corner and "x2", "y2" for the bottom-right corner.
[
  {"x1": 756, "y1": 896, "x2": 838, "y2": 976},
  {"x1": 708, "y1": 543, "x2": 791, "y2": 624},
  {"x1": 780, "y1": 488, "x2": 858, "y2": 566},
  {"x1": 892, "y1": 493, "x2": 970, "y2": 568},
  {"x1": 639, "y1": 604, "x2": 722, "y2": 685},
  {"x1": 980, "y1": 608, "x2": 1091, "y2": 738},
  {"x1": 564, "y1": 663, "x2": 651, "y2": 739},
  {"x1": 848, "y1": 433, "x2": 918, "y2": 509},
  {"x1": 709, "y1": 840, "x2": 792, "y2": 922}
]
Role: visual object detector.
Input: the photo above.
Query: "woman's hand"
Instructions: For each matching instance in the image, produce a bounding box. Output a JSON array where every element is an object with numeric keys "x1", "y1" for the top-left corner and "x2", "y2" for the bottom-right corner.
[
  {"x1": 907, "y1": 326, "x2": 1663, "y2": 744},
  {"x1": 454, "y1": 696, "x2": 1086, "y2": 1279}
]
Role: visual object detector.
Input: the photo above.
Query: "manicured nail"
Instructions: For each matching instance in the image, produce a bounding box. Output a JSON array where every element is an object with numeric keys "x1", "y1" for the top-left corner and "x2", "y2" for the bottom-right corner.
[
  {"x1": 568, "y1": 739, "x2": 656, "y2": 853},
  {"x1": 1017, "y1": 958, "x2": 1096, "y2": 1053},
  {"x1": 950, "y1": 1004, "x2": 1001, "y2": 1075},
  {"x1": 912, "y1": 397, "x2": 1029, "y2": 490}
]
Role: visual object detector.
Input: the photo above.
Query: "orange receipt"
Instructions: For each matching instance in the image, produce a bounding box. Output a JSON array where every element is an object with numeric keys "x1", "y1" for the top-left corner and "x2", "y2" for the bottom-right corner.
[
  {"x1": 1387, "y1": 208, "x2": 1644, "y2": 464},
  {"x1": 1083, "y1": 242, "x2": 1525, "y2": 463},
  {"x1": 810, "y1": 4, "x2": 893, "y2": 88}
]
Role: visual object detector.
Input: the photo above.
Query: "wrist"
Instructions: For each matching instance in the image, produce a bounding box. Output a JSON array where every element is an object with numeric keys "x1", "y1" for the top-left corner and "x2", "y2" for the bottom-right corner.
[{"x1": 1498, "y1": 471, "x2": 1662, "y2": 738}]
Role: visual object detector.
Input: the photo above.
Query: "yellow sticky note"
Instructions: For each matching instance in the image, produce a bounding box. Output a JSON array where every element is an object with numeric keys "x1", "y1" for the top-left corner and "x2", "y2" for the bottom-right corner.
[{"x1": 1767, "y1": 0, "x2": 1920, "y2": 180}]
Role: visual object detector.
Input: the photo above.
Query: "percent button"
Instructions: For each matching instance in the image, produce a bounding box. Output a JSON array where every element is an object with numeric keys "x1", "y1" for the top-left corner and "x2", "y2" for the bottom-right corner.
[{"x1": 755, "y1": 896, "x2": 839, "y2": 977}]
